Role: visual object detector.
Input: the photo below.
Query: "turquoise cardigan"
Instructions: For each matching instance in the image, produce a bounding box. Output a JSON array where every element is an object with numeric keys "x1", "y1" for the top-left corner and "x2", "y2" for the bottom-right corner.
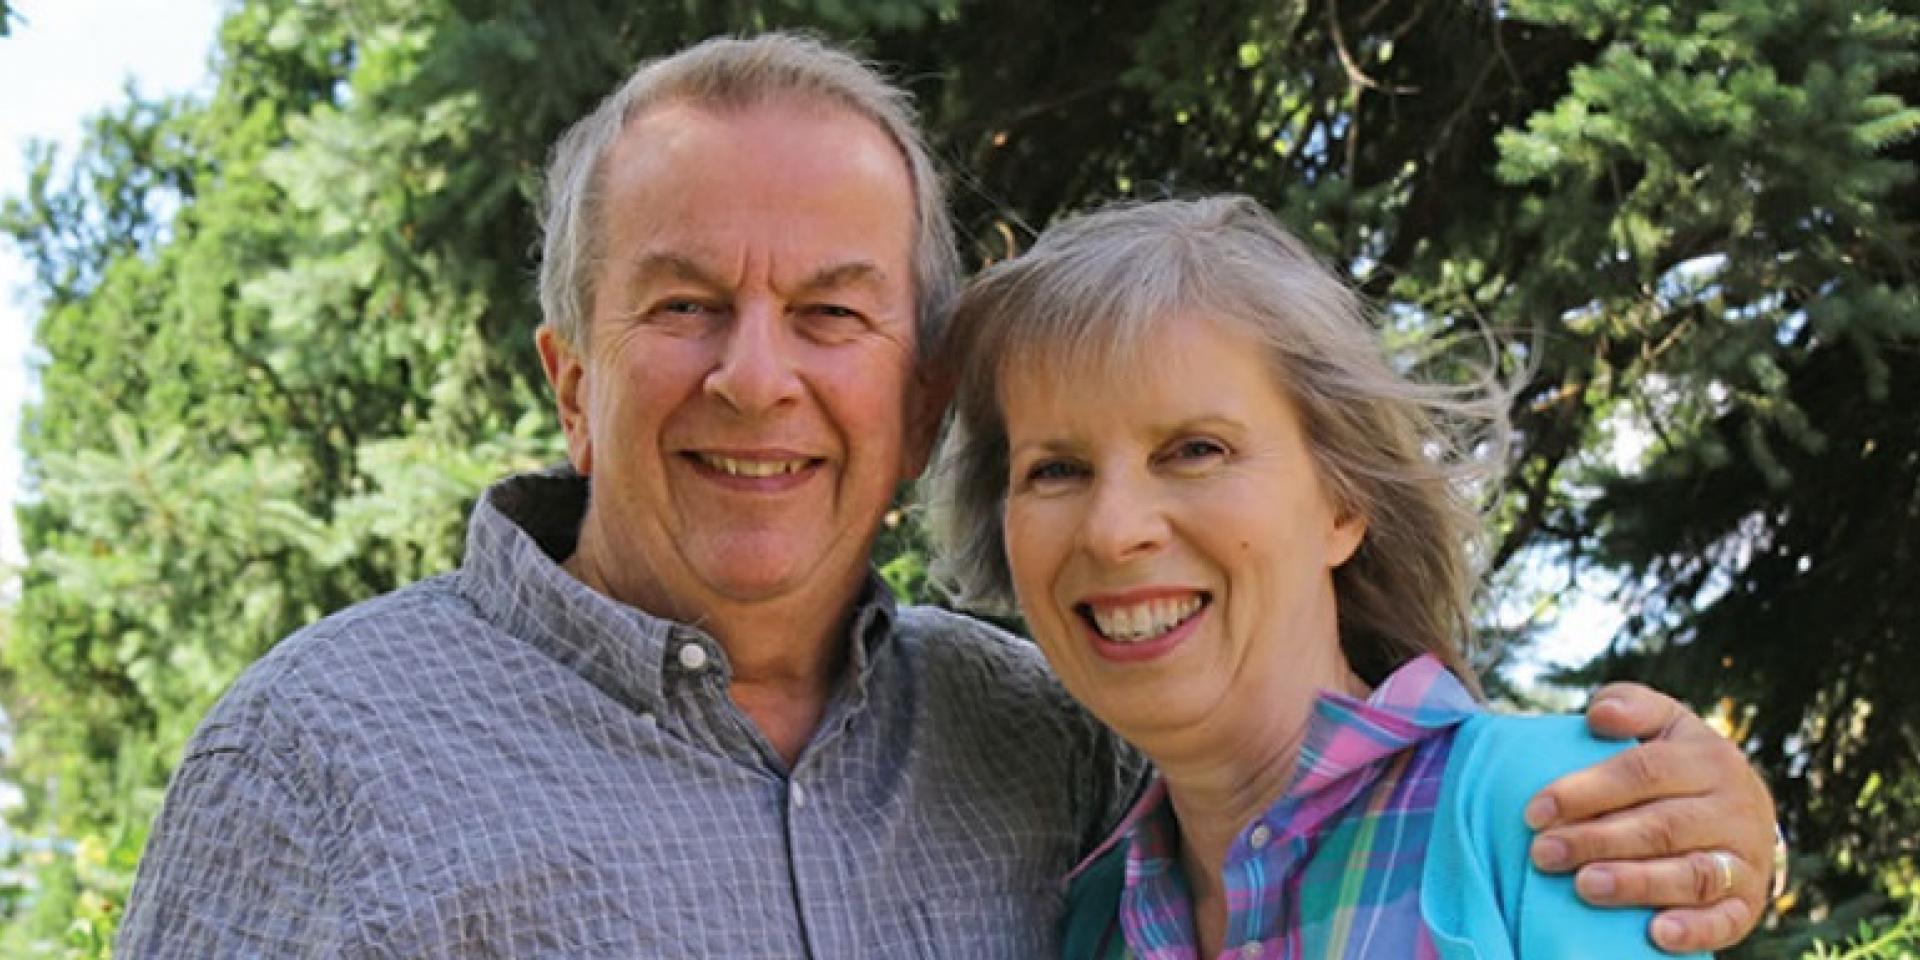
[{"x1": 1062, "y1": 715, "x2": 1706, "y2": 960}]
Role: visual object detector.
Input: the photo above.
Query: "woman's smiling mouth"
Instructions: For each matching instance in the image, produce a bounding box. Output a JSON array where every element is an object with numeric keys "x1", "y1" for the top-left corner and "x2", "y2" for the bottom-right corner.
[{"x1": 1077, "y1": 592, "x2": 1210, "y2": 644}]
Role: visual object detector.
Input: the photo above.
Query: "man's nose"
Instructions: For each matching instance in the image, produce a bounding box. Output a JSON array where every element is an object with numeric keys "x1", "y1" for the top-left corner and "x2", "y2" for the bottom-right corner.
[
  {"x1": 705, "y1": 304, "x2": 802, "y2": 415},
  {"x1": 1081, "y1": 471, "x2": 1170, "y2": 565}
]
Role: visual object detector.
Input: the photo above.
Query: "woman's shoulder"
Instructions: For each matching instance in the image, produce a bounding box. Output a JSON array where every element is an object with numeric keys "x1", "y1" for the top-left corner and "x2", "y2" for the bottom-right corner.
[
  {"x1": 1445, "y1": 713, "x2": 1632, "y2": 812},
  {"x1": 1423, "y1": 713, "x2": 1705, "y2": 959},
  {"x1": 1059, "y1": 838, "x2": 1129, "y2": 960}
]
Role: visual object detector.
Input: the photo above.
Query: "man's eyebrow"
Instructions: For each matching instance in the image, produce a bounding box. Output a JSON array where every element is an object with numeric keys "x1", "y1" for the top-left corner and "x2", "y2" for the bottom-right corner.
[
  {"x1": 626, "y1": 252, "x2": 722, "y2": 289},
  {"x1": 793, "y1": 260, "x2": 890, "y2": 294},
  {"x1": 618, "y1": 254, "x2": 894, "y2": 300}
]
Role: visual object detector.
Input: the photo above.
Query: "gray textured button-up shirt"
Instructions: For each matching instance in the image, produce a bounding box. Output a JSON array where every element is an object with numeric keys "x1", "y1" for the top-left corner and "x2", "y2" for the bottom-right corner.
[{"x1": 118, "y1": 470, "x2": 1145, "y2": 958}]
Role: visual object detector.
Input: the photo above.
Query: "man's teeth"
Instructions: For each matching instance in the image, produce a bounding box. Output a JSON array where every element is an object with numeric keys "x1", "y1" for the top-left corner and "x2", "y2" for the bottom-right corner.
[
  {"x1": 1090, "y1": 596, "x2": 1203, "y2": 643},
  {"x1": 700, "y1": 455, "x2": 810, "y2": 478}
]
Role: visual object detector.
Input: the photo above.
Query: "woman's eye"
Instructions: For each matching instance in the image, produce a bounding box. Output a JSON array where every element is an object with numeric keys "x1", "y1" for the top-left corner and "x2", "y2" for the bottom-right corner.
[
  {"x1": 1164, "y1": 438, "x2": 1228, "y2": 464},
  {"x1": 1021, "y1": 459, "x2": 1086, "y2": 485}
]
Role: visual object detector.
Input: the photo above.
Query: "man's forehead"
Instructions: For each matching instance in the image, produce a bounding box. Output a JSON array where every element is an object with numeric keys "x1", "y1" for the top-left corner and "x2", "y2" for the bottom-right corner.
[
  {"x1": 621, "y1": 249, "x2": 898, "y2": 294},
  {"x1": 621, "y1": 93, "x2": 894, "y2": 159}
]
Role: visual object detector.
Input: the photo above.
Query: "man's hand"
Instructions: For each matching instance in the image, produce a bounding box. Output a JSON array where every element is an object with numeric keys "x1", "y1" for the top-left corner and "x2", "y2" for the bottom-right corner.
[{"x1": 1525, "y1": 681, "x2": 1777, "y2": 954}]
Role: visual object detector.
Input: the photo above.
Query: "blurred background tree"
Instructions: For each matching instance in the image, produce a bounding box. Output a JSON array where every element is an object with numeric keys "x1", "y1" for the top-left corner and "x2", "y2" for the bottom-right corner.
[{"x1": 0, "y1": 0, "x2": 1913, "y2": 956}]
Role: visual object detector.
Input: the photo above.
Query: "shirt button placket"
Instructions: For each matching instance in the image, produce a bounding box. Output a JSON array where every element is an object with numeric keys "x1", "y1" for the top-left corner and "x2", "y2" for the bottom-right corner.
[{"x1": 786, "y1": 773, "x2": 839, "y2": 957}]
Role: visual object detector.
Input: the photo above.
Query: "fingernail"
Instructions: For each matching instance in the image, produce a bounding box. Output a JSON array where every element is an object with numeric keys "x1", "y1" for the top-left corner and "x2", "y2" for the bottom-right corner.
[
  {"x1": 1533, "y1": 836, "x2": 1570, "y2": 870},
  {"x1": 1652, "y1": 916, "x2": 1685, "y2": 947},
  {"x1": 1580, "y1": 867, "x2": 1616, "y2": 899},
  {"x1": 1524, "y1": 796, "x2": 1558, "y2": 829}
]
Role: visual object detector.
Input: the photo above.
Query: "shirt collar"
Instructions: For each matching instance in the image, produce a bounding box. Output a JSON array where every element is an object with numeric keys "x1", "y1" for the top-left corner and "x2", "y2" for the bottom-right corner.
[
  {"x1": 457, "y1": 467, "x2": 899, "y2": 715},
  {"x1": 1290, "y1": 652, "x2": 1480, "y2": 796},
  {"x1": 1064, "y1": 654, "x2": 1479, "y2": 883}
]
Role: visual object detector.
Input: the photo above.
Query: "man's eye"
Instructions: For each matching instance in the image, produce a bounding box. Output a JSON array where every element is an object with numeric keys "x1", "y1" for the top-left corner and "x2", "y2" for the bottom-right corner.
[
  {"x1": 797, "y1": 303, "x2": 871, "y2": 344},
  {"x1": 657, "y1": 299, "x2": 710, "y2": 316},
  {"x1": 641, "y1": 299, "x2": 723, "y2": 333},
  {"x1": 804, "y1": 303, "x2": 865, "y2": 325}
]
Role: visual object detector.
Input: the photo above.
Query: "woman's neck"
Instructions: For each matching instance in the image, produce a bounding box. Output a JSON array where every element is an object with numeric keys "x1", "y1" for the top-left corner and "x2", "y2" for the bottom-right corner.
[{"x1": 1138, "y1": 655, "x2": 1369, "y2": 957}]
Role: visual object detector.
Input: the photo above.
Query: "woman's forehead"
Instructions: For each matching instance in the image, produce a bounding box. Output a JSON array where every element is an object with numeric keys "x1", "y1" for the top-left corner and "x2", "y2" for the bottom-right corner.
[
  {"x1": 992, "y1": 311, "x2": 1294, "y2": 422},
  {"x1": 991, "y1": 307, "x2": 1263, "y2": 384}
]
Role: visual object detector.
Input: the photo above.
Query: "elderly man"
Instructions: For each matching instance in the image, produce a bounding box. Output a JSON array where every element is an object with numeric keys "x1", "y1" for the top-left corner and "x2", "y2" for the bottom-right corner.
[{"x1": 119, "y1": 33, "x2": 1776, "y2": 958}]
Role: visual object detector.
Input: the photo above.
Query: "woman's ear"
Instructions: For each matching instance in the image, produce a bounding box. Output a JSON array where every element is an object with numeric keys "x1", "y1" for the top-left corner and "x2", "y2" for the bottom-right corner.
[{"x1": 1327, "y1": 508, "x2": 1367, "y2": 568}]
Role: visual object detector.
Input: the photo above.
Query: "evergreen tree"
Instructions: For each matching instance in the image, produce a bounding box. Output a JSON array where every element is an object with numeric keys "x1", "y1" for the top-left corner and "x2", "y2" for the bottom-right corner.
[{"x1": 1, "y1": 1, "x2": 1913, "y2": 954}]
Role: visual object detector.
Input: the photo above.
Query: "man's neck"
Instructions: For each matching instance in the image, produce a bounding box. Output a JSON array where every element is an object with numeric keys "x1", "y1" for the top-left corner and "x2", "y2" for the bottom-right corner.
[{"x1": 561, "y1": 531, "x2": 860, "y2": 767}]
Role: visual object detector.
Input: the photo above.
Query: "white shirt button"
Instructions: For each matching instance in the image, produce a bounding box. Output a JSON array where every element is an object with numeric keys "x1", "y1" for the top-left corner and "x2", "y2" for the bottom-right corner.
[
  {"x1": 790, "y1": 782, "x2": 808, "y2": 808},
  {"x1": 1248, "y1": 824, "x2": 1273, "y2": 850},
  {"x1": 677, "y1": 643, "x2": 709, "y2": 671},
  {"x1": 1239, "y1": 942, "x2": 1263, "y2": 959}
]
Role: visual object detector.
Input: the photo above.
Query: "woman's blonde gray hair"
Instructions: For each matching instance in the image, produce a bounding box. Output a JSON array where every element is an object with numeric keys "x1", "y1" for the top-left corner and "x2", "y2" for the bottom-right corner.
[
  {"x1": 927, "y1": 195, "x2": 1510, "y2": 689},
  {"x1": 537, "y1": 32, "x2": 960, "y2": 359}
]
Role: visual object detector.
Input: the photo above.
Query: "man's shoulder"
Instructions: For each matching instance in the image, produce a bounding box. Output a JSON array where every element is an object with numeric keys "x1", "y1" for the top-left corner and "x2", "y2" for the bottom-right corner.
[
  {"x1": 889, "y1": 603, "x2": 1149, "y2": 853},
  {"x1": 892, "y1": 602, "x2": 1052, "y2": 680},
  {"x1": 888, "y1": 602, "x2": 1107, "y2": 732},
  {"x1": 254, "y1": 573, "x2": 476, "y2": 675},
  {"x1": 195, "y1": 575, "x2": 480, "y2": 742}
]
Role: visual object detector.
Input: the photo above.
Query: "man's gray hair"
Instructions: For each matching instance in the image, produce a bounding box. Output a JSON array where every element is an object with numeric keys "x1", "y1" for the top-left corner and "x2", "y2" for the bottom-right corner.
[
  {"x1": 927, "y1": 196, "x2": 1511, "y2": 691},
  {"x1": 537, "y1": 33, "x2": 960, "y2": 358}
]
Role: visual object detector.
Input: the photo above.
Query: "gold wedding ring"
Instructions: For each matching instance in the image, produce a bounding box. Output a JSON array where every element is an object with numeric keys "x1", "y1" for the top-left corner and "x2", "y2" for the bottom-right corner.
[{"x1": 1710, "y1": 849, "x2": 1737, "y2": 895}]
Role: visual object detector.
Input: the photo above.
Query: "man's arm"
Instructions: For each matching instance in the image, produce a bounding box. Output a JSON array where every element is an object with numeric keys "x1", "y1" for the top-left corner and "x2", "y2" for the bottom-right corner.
[
  {"x1": 1525, "y1": 682, "x2": 1777, "y2": 955},
  {"x1": 118, "y1": 747, "x2": 340, "y2": 958}
]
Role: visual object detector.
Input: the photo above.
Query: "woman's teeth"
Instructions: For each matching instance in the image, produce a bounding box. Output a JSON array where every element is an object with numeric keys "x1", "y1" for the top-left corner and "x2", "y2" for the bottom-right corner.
[{"x1": 1089, "y1": 596, "x2": 1203, "y2": 642}]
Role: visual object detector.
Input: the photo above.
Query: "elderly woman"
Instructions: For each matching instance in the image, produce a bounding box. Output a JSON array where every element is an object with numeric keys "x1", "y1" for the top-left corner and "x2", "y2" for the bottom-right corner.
[{"x1": 930, "y1": 196, "x2": 1718, "y2": 958}]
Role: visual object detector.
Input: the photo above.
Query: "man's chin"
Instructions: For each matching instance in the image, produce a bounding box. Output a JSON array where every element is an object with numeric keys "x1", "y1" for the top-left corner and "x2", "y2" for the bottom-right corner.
[{"x1": 703, "y1": 564, "x2": 852, "y2": 605}]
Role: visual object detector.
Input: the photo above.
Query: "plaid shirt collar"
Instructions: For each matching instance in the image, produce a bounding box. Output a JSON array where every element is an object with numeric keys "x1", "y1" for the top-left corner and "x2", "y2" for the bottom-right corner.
[
  {"x1": 1078, "y1": 655, "x2": 1480, "y2": 959},
  {"x1": 461, "y1": 467, "x2": 900, "y2": 717}
]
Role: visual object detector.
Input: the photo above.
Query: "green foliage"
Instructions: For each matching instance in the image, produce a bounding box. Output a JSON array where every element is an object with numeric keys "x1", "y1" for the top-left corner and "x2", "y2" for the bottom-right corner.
[
  {"x1": 1804, "y1": 901, "x2": 1920, "y2": 960},
  {"x1": 1, "y1": 0, "x2": 1914, "y2": 954},
  {"x1": 1535, "y1": 0, "x2": 1920, "y2": 927}
]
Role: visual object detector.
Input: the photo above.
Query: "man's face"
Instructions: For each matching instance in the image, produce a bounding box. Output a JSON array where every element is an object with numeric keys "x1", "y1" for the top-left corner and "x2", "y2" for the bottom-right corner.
[{"x1": 538, "y1": 99, "x2": 930, "y2": 627}]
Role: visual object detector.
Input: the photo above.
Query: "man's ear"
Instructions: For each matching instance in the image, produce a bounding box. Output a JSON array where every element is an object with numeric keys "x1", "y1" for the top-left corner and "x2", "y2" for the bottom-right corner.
[
  {"x1": 536, "y1": 325, "x2": 593, "y2": 476},
  {"x1": 900, "y1": 358, "x2": 955, "y2": 482}
]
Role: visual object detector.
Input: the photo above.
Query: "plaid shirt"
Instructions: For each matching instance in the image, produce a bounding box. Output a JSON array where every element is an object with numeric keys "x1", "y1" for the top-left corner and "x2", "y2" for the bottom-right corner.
[{"x1": 1072, "y1": 655, "x2": 1480, "y2": 960}]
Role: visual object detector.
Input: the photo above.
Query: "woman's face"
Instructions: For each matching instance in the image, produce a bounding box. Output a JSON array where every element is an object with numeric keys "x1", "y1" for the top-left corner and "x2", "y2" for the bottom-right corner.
[{"x1": 999, "y1": 314, "x2": 1366, "y2": 741}]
